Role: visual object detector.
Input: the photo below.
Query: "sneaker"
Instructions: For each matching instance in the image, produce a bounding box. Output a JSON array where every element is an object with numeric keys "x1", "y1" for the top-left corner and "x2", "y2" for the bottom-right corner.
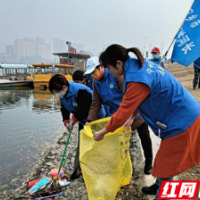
[{"x1": 142, "y1": 183, "x2": 159, "y2": 195}]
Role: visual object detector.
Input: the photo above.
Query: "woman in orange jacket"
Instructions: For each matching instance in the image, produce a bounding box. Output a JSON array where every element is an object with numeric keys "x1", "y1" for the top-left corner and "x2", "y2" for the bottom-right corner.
[{"x1": 93, "y1": 44, "x2": 200, "y2": 200}]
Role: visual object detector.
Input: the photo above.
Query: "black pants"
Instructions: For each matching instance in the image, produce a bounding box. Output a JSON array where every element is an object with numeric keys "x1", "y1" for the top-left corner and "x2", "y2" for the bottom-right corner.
[
  {"x1": 193, "y1": 67, "x2": 200, "y2": 89},
  {"x1": 137, "y1": 122, "x2": 153, "y2": 164},
  {"x1": 70, "y1": 123, "x2": 83, "y2": 179}
]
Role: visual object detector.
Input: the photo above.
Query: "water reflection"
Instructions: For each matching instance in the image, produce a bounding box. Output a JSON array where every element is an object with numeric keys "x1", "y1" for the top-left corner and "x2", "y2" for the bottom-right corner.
[
  {"x1": 0, "y1": 87, "x2": 32, "y2": 113},
  {"x1": 0, "y1": 87, "x2": 64, "y2": 195},
  {"x1": 32, "y1": 88, "x2": 61, "y2": 113}
]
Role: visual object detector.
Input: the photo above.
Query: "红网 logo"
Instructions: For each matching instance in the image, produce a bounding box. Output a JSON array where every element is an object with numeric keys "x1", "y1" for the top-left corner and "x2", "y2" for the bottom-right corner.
[{"x1": 158, "y1": 181, "x2": 200, "y2": 199}]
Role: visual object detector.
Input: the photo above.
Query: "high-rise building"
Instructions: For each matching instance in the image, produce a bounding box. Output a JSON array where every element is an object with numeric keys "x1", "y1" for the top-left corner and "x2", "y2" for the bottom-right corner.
[
  {"x1": 1, "y1": 37, "x2": 52, "y2": 63},
  {"x1": 35, "y1": 43, "x2": 51, "y2": 60},
  {"x1": 14, "y1": 38, "x2": 35, "y2": 57},
  {"x1": 15, "y1": 39, "x2": 22, "y2": 57},
  {"x1": 35, "y1": 37, "x2": 51, "y2": 60},
  {"x1": 36, "y1": 37, "x2": 45, "y2": 44},
  {"x1": 6, "y1": 45, "x2": 15, "y2": 57},
  {"x1": 24, "y1": 38, "x2": 35, "y2": 57},
  {"x1": 13, "y1": 37, "x2": 51, "y2": 60}
]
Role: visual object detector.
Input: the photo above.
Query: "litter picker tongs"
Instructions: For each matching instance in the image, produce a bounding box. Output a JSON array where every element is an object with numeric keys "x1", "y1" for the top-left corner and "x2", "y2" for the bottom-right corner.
[{"x1": 47, "y1": 122, "x2": 73, "y2": 189}]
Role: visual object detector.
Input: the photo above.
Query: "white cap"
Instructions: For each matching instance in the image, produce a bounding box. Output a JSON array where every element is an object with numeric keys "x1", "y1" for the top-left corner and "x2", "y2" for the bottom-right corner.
[{"x1": 84, "y1": 57, "x2": 99, "y2": 75}]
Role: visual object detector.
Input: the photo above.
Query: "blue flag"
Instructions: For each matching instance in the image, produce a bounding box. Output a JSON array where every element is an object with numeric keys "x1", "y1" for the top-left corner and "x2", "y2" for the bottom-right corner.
[{"x1": 171, "y1": 0, "x2": 200, "y2": 67}]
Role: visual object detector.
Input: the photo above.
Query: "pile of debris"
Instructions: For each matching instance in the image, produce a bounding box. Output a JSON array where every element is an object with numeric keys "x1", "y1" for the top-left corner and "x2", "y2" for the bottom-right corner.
[{"x1": 9, "y1": 124, "x2": 148, "y2": 200}]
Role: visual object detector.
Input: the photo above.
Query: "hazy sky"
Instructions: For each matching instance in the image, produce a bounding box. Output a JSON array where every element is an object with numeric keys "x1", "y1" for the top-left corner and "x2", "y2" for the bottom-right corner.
[{"x1": 0, "y1": 0, "x2": 194, "y2": 57}]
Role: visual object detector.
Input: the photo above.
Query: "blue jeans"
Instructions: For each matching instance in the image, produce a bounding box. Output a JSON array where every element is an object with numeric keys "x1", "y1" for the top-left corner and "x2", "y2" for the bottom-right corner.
[{"x1": 155, "y1": 177, "x2": 173, "y2": 200}]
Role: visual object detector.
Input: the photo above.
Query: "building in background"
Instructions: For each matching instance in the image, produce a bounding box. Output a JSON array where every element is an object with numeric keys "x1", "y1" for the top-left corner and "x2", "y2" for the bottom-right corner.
[
  {"x1": 36, "y1": 37, "x2": 45, "y2": 44},
  {"x1": 6, "y1": 45, "x2": 15, "y2": 57},
  {"x1": 1, "y1": 38, "x2": 89, "y2": 64},
  {"x1": 53, "y1": 51, "x2": 90, "y2": 73},
  {"x1": 15, "y1": 38, "x2": 35, "y2": 57},
  {"x1": 0, "y1": 37, "x2": 52, "y2": 64},
  {"x1": 35, "y1": 39, "x2": 51, "y2": 61}
]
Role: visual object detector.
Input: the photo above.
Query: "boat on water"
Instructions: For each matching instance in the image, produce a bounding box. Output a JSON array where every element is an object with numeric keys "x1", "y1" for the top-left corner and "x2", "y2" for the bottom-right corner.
[
  {"x1": 52, "y1": 52, "x2": 90, "y2": 71},
  {"x1": 32, "y1": 63, "x2": 74, "y2": 88},
  {"x1": 32, "y1": 63, "x2": 53, "y2": 88},
  {"x1": 0, "y1": 52, "x2": 90, "y2": 88},
  {"x1": 54, "y1": 64, "x2": 74, "y2": 81},
  {"x1": 0, "y1": 64, "x2": 33, "y2": 87},
  {"x1": 31, "y1": 51, "x2": 90, "y2": 88}
]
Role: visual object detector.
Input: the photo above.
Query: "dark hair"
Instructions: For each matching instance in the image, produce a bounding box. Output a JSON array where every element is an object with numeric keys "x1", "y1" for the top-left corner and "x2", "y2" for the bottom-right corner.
[
  {"x1": 72, "y1": 70, "x2": 85, "y2": 81},
  {"x1": 49, "y1": 74, "x2": 69, "y2": 93},
  {"x1": 99, "y1": 44, "x2": 144, "y2": 69}
]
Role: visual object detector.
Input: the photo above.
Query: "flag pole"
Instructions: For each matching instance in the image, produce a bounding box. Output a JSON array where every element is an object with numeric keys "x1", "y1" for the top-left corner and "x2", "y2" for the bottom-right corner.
[
  {"x1": 164, "y1": 0, "x2": 195, "y2": 58},
  {"x1": 164, "y1": 39, "x2": 175, "y2": 57}
]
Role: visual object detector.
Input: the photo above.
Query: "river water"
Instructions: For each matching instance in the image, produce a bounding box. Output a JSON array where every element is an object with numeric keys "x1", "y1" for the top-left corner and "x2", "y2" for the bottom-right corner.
[{"x1": 0, "y1": 87, "x2": 65, "y2": 194}]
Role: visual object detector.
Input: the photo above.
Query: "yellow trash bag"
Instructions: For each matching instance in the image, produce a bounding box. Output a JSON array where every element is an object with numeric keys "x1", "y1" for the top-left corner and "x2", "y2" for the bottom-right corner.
[{"x1": 80, "y1": 117, "x2": 132, "y2": 200}]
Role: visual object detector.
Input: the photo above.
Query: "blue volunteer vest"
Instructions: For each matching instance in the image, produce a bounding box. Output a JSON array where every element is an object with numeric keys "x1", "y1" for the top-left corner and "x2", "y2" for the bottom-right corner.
[
  {"x1": 149, "y1": 57, "x2": 162, "y2": 65},
  {"x1": 94, "y1": 68, "x2": 123, "y2": 116},
  {"x1": 85, "y1": 75, "x2": 94, "y2": 90},
  {"x1": 60, "y1": 82, "x2": 105, "y2": 125},
  {"x1": 123, "y1": 58, "x2": 200, "y2": 139}
]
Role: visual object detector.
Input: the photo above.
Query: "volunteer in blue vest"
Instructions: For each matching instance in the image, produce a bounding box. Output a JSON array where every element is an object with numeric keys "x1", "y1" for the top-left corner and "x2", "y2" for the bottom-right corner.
[
  {"x1": 72, "y1": 70, "x2": 94, "y2": 90},
  {"x1": 150, "y1": 47, "x2": 167, "y2": 69},
  {"x1": 150, "y1": 47, "x2": 162, "y2": 65},
  {"x1": 93, "y1": 44, "x2": 200, "y2": 200},
  {"x1": 49, "y1": 74, "x2": 105, "y2": 179},
  {"x1": 193, "y1": 57, "x2": 200, "y2": 90},
  {"x1": 84, "y1": 57, "x2": 153, "y2": 175}
]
